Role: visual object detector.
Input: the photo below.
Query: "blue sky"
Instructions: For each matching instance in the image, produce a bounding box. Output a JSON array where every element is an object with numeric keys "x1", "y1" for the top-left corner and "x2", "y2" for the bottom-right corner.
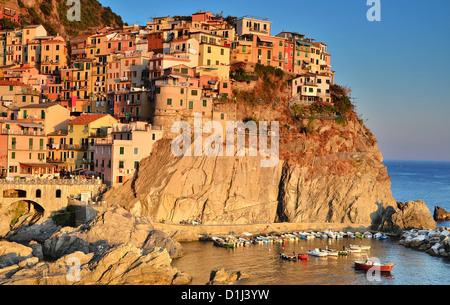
[{"x1": 99, "y1": 0, "x2": 450, "y2": 161}]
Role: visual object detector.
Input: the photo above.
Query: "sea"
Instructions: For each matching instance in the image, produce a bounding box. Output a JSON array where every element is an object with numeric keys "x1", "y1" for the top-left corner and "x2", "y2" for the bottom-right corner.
[{"x1": 172, "y1": 160, "x2": 450, "y2": 285}]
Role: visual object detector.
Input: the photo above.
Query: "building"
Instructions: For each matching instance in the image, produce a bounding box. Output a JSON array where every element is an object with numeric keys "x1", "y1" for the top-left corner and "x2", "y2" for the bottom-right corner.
[
  {"x1": 67, "y1": 113, "x2": 117, "y2": 171},
  {"x1": 93, "y1": 121, "x2": 163, "y2": 186},
  {"x1": 234, "y1": 15, "x2": 272, "y2": 37}
]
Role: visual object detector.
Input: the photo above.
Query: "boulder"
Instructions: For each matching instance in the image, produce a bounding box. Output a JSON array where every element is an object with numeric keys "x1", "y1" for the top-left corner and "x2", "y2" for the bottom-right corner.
[
  {"x1": 206, "y1": 268, "x2": 249, "y2": 285},
  {"x1": 0, "y1": 241, "x2": 33, "y2": 268},
  {"x1": 433, "y1": 206, "x2": 450, "y2": 221}
]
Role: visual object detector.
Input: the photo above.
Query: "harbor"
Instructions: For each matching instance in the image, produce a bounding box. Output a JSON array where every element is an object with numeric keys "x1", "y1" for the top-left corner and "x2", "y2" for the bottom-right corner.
[{"x1": 172, "y1": 230, "x2": 450, "y2": 285}]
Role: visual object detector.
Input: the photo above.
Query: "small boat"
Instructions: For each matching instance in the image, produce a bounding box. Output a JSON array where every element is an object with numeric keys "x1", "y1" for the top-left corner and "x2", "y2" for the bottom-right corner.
[
  {"x1": 212, "y1": 237, "x2": 235, "y2": 248},
  {"x1": 363, "y1": 232, "x2": 373, "y2": 239},
  {"x1": 325, "y1": 250, "x2": 338, "y2": 257},
  {"x1": 280, "y1": 252, "x2": 297, "y2": 261},
  {"x1": 306, "y1": 248, "x2": 328, "y2": 257},
  {"x1": 378, "y1": 234, "x2": 388, "y2": 240},
  {"x1": 297, "y1": 253, "x2": 308, "y2": 260},
  {"x1": 338, "y1": 250, "x2": 349, "y2": 256},
  {"x1": 354, "y1": 260, "x2": 395, "y2": 272},
  {"x1": 350, "y1": 244, "x2": 371, "y2": 251},
  {"x1": 346, "y1": 247, "x2": 361, "y2": 254},
  {"x1": 355, "y1": 232, "x2": 364, "y2": 239}
]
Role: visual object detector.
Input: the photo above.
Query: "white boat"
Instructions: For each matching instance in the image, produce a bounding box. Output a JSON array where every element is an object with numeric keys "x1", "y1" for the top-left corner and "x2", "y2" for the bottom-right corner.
[
  {"x1": 350, "y1": 244, "x2": 371, "y2": 251},
  {"x1": 325, "y1": 250, "x2": 338, "y2": 256},
  {"x1": 347, "y1": 248, "x2": 361, "y2": 254},
  {"x1": 306, "y1": 248, "x2": 328, "y2": 257},
  {"x1": 347, "y1": 232, "x2": 356, "y2": 238},
  {"x1": 363, "y1": 232, "x2": 373, "y2": 239}
]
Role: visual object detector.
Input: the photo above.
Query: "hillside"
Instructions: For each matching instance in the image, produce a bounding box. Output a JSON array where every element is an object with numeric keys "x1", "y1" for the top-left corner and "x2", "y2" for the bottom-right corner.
[{"x1": 2, "y1": 0, "x2": 124, "y2": 38}]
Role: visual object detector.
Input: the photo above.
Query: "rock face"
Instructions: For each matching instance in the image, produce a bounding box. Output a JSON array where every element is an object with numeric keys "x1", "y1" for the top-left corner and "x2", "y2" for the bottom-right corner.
[
  {"x1": 434, "y1": 206, "x2": 450, "y2": 221},
  {"x1": 107, "y1": 138, "x2": 399, "y2": 230}
]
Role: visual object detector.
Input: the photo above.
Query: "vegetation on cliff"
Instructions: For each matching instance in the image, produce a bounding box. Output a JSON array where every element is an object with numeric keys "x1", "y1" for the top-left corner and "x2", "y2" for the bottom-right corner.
[{"x1": 11, "y1": 0, "x2": 123, "y2": 38}]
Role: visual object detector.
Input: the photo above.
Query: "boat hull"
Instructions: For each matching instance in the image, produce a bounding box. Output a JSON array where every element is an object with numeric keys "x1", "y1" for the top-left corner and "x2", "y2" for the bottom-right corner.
[{"x1": 354, "y1": 262, "x2": 395, "y2": 272}]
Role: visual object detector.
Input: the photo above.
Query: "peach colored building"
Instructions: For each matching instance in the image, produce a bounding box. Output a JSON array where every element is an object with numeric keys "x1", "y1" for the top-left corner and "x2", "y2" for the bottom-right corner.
[
  {"x1": 0, "y1": 120, "x2": 51, "y2": 177},
  {"x1": 93, "y1": 121, "x2": 163, "y2": 186},
  {"x1": 40, "y1": 36, "x2": 68, "y2": 75}
]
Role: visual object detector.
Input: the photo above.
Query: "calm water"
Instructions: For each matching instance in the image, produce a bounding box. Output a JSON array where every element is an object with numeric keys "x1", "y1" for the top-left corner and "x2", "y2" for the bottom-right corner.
[{"x1": 173, "y1": 160, "x2": 450, "y2": 285}]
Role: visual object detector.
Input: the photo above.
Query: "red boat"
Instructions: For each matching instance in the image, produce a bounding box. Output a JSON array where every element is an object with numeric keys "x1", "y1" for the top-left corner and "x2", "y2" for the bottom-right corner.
[
  {"x1": 297, "y1": 254, "x2": 308, "y2": 260},
  {"x1": 354, "y1": 260, "x2": 395, "y2": 272}
]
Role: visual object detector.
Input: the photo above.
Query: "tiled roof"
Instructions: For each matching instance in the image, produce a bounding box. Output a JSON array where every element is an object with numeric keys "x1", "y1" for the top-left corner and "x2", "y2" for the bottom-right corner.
[
  {"x1": 0, "y1": 80, "x2": 31, "y2": 87},
  {"x1": 68, "y1": 114, "x2": 109, "y2": 125}
]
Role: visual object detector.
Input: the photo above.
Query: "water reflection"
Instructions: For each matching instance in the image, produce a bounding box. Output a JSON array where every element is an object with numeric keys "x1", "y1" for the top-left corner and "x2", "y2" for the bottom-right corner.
[{"x1": 172, "y1": 237, "x2": 450, "y2": 285}]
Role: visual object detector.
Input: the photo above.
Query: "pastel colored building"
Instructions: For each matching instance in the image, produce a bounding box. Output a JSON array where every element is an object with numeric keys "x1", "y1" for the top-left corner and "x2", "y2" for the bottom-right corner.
[
  {"x1": 40, "y1": 36, "x2": 68, "y2": 75},
  {"x1": 234, "y1": 15, "x2": 272, "y2": 37},
  {"x1": 93, "y1": 121, "x2": 163, "y2": 186},
  {"x1": 67, "y1": 114, "x2": 117, "y2": 171}
]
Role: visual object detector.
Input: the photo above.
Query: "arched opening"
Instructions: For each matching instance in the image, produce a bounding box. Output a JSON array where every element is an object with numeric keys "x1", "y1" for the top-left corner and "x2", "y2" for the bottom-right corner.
[
  {"x1": 56, "y1": 189, "x2": 61, "y2": 198},
  {"x1": 36, "y1": 189, "x2": 42, "y2": 198},
  {"x1": 8, "y1": 200, "x2": 45, "y2": 230},
  {"x1": 3, "y1": 189, "x2": 27, "y2": 198}
]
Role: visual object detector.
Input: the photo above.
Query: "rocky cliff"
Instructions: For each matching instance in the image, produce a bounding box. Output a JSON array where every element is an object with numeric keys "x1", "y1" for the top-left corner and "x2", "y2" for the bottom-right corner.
[{"x1": 104, "y1": 69, "x2": 426, "y2": 232}]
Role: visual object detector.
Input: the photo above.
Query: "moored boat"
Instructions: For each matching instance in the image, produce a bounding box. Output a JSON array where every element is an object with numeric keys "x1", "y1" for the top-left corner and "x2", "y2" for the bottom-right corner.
[
  {"x1": 350, "y1": 244, "x2": 371, "y2": 251},
  {"x1": 354, "y1": 260, "x2": 395, "y2": 272},
  {"x1": 306, "y1": 248, "x2": 328, "y2": 257},
  {"x1": 212, "y1": 237, "x2": 235, "y2": 248}
]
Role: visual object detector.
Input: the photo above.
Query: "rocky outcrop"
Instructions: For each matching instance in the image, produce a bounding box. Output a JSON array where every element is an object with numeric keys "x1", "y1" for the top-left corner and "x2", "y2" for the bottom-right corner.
[
  {"x1": 434, "y1": 206, "x2": 450, "y2": 222},
  {"x1": 0, "y1": 207, "x2": 190, "y2": 285},
  {"x1": 0, "y1": 245, "x2": 191, "y2": 285},
  {"x1": 389, "y1": 200, "x2": 437, "y2": 232}
]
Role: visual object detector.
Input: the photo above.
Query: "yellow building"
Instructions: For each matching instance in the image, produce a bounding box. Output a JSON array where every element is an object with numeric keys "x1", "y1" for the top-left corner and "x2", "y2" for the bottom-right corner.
[
  {"x1": 67, "y1": 113, "x2": 117, "y2": 171},
  {"x1": 41, "y1": 36, "x2": 68, "y2": 75},
  {"x1": 197, "y1": 42, "x2": 230, "y2": 80}
]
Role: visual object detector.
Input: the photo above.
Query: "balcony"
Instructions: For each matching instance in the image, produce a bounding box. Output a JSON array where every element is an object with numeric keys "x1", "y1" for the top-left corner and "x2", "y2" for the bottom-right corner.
[
  {"x1": 248, "y1": 28, "x2": 269, "y2": 35},
  {"x1": 1, "y1": 129, "x2": 45, "y2": 136}
]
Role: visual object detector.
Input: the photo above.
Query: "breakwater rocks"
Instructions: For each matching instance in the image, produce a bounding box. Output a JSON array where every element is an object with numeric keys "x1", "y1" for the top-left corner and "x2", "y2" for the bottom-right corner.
[{"x1": 398, "y1": 227, "x2": 450, "y2": 258}]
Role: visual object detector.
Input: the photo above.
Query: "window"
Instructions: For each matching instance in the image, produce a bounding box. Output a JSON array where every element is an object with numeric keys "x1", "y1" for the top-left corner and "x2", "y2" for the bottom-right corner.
[
  {"x1": 40, "y1": 139, "x2": 44, "y2": 150},
  {"x1": 207, "y1": 46, "x2": 211, "y2": 53},
  {"x1": 56, "y1": 190, "x2": 61, "y2": 198},
  {"x1": 119, "y1": 161, "x2": 124, "y2": 169},
  {"x1": 181, "y1": 67, "x2": 188, "y2": 74},
  {"x1": 191, "y1": 90, "x2": 198, "y2": 96},
  {"x1": 119, "y1": 147, "x2": 125, "y2": 155},
  {"x1": 220, "y1": 48, "x2": 224, "y2": 55},
  {"x1": 220, "y1": 113, "x2": 225, "y2": 120},
  {"x1": 36, "y1": 189, "x2": 41, "y2": 198},
  {"x1": 167, "y1": 98, "x2": 172, "y2": 106},
  {"x1": 152, "y1": 133, "x2": 156, "y2": 140},
  {"x1": 202, "y1": 100, "x2": 207, "y2": 107},
  {"x1": 29, "y1": 138, "x2": 33, "y2": 150},
  {"x1": 11, "y1": 152, "x2": 15, "y2": 159},
  {"x1": 134, "y1": 147, "x2": 138, "y2": 155},
  {"x1": 189, "y1": 101, "x2": 193, "y2": 109},
  {"x1": 134, "y1": 161, "x2": 139, "y2": 169}
]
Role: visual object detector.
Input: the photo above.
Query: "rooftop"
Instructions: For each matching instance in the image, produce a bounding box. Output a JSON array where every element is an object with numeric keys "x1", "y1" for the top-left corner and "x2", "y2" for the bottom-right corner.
[{"x1": 68, "y1": 114, "x2": 109, "y2": 125}]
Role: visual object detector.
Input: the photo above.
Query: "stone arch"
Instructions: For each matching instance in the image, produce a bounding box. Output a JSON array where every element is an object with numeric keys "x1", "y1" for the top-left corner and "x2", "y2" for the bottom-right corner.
[{"x1": 8, "y1": 200, "x2": 45, "y2": 229}]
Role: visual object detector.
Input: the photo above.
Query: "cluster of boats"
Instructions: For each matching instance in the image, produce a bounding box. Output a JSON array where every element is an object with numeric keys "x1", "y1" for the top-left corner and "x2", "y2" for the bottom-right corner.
[{"x1": 210, "y1": 230, "x2": 388, "y2": 248}]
